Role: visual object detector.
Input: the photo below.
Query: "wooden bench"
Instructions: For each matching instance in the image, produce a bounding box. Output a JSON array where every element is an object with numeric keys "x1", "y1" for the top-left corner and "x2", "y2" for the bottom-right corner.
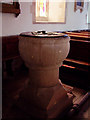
[
  {"x1": 60, "y1": 30, "x2": 90, "y2": 89},
  {"x1": 65, "y1": 31, "x2": 90, "y2": 41}
]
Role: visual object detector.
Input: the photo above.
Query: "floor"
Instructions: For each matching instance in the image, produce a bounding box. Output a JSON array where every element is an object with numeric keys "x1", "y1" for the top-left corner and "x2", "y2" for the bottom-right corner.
[{"x1": 2, "y1": 66, "x2": 90, "y2": 119}]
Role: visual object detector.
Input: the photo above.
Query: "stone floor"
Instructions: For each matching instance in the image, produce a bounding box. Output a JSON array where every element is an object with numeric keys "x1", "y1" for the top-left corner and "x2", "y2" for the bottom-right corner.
[{"x1": 2, "y1": 67, "x2": 90, "y2": 119}]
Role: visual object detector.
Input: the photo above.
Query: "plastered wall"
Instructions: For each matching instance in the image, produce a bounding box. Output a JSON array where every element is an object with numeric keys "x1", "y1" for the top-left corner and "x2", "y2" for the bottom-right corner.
[{"x1": 0, "y1": 2, "x2": 88, "y2": 36}]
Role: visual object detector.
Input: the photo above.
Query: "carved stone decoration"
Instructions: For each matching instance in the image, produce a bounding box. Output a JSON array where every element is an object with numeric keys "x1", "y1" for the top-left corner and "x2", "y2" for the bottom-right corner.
[{"x1": 17, "y1": 32, "x2": 74, "y2": 118}]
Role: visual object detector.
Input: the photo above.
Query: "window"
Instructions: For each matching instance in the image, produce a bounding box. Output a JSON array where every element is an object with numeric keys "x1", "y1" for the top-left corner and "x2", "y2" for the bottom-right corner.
[
  {"x1": 36, "y1": 0, "x2": 49, "y2": 21},
  {"x1": 34, "y1": 0, "x2": 66, "y2": 23}
]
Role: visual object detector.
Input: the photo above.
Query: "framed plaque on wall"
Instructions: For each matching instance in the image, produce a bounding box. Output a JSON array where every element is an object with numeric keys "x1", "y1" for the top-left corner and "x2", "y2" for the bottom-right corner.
[{"x1": 74, "y1": 0, "x2": 84, "y2": 13}]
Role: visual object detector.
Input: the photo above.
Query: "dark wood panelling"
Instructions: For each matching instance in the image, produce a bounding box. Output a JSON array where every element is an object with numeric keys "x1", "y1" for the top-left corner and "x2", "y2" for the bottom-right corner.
[
  {"x1": 60, "y1": 30, "x2": 90, "y2": 90},
  {"x1": 67, "y1": 39, "x2": 90, "y2": 63},
  {"x1": 2, "y1": 35, "x2": 19, "y2": 61},
  {"x1": 0, "y1": 2, "x2": 20, "y2": 17}
]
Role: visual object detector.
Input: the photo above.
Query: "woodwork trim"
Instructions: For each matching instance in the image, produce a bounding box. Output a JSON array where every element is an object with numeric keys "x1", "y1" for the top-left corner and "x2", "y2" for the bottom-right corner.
[
  {"x1": 63, "y1": 58, "x2": 89, "y2": 72},
  {"x1": 0, "y1": 2, "x2": 20, "y2": 17},
  {"x1": 64, "y1": 58, "x2": 89, "y2": 66},
  {"x1": 2, "y1": 35, "x2": 20, "y2": 61}
]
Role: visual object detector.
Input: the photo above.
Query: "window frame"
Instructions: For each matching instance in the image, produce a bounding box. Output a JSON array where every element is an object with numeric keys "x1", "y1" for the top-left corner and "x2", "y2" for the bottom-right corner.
[{"x1": 33, "y1": 0, "x2": 67, "y2": 24}]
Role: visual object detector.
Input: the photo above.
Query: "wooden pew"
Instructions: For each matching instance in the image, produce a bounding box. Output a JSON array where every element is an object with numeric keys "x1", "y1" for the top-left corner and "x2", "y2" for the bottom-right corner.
[
  {"x1": 60, "y1": 30, "x2": 90, "y2": 90},
  {"x1": 65, "y1": 31, "x2": 90, "y2": 40},
  {"x1": 65, "y1": 31, "x2": 90, "y2": 64}
]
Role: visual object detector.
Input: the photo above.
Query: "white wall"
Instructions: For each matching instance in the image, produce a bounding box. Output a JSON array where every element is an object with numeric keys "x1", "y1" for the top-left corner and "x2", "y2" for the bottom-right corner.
[
  {"x1": 0, "y1": 2, "x2": 88, "y2": 36},
  {"x1": 88, "y1": 1, "x2": 90, "y2": 23}
]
